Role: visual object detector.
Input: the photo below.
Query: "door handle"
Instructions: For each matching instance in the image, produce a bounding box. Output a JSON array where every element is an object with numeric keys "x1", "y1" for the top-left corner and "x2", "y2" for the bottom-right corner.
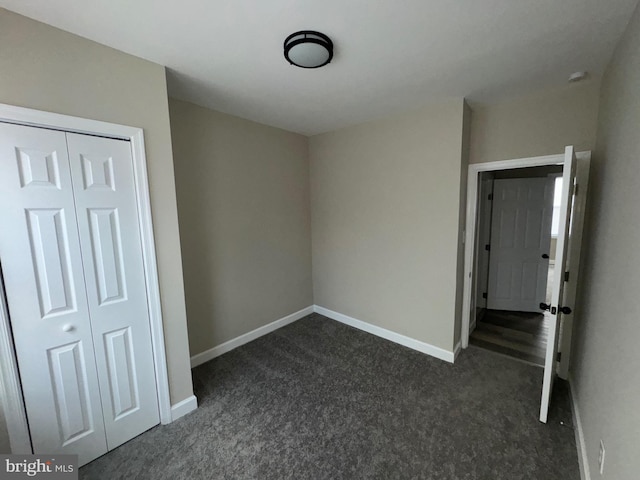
[
  {"x1": 542, "y1": 254, "x2": 550, "y2": 259},
  {"x1": 540, "y1": 303, "x2": 557, "y2": 314},
  {"x1": 558, "y1": 306, "x2": 572, "y2": 315}
]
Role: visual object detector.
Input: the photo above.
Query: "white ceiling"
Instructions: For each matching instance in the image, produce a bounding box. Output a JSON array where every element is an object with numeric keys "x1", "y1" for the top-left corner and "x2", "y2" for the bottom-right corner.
[{"x1": 2, "y1": 0, "x2": 638, "y2": 135}]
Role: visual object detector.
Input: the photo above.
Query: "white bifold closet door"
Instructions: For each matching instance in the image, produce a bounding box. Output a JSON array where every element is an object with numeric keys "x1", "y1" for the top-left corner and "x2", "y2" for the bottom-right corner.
[{"x1": 0, "y1": 123, "x2": 159, "y2": 466}]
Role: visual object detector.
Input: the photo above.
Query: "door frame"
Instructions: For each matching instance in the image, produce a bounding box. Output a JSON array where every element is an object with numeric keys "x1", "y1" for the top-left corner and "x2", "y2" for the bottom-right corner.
[
  {"x1": 0, "y1": 103, "x2": 172, "y2": 453},
  {"x1": 461, "y1": 152, "x2": 591, "y2": 353}
]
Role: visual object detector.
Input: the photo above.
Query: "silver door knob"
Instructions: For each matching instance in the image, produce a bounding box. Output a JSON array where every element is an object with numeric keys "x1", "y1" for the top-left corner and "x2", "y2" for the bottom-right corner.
[{"x1": 62, "y1": 324, "x2": 74, "y2": 332}]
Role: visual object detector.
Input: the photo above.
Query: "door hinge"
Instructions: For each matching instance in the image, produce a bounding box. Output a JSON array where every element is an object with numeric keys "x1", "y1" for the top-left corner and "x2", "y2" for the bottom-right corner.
[
  {"x1": 485, "y1": 244, "x2": 491, "y2": 251},
  {"x1": 574, "y1": 184, "x2": 579, "y2": 196},
  {"x1": 556, "y1": 351, "x2": 562, "y2": 362},
  {"x1": 564, "y1": 271, "x2": 570, "y2": 282},
  {"x1": 488, "y1": 193, "x2": 493, "y2": 200},
  {"x1": 482, "y1": 292, "x2": 487, "y2": 299}
]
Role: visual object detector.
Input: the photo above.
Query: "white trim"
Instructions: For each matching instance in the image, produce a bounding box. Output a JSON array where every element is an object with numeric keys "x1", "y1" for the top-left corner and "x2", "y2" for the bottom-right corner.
[
  {"x1": 190, "y1": 306, "x2": 314, "y2": 368},
  {"x1": 0, "y1": 103, "x2": 173, "y2": 448},
  {"x1": 468, "y1": 154, "x2": 565, "y2": 174},
  {"x1": 129, "y1": 131, "x2": 172, "y2": 425},
  {"x1": 170, "y1": 395, "x2": 198, "y2": 422},
  {"x1": 314, "y1": 305, "x2": 457, "y2": 363},
  {"x1": 569, "y1": 378, "x2": 591, "y2": 480},
  {"x1": 0, "y1": 103, "x2": 137, "y2": 139},
  {"x1": 453, "y1": 340, "x2": 462, "y2": 361},
  {"x1": 0, "y1": 280, "x2": 31, "y2": 453},
  {"x1": 460, "y1": 152, "x2": 589, "y2": 349}
]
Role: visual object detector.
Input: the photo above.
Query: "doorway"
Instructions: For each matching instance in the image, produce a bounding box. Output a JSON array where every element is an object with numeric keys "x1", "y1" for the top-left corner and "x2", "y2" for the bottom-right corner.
[
  {"x1": 460, "y1": 148, "x2": 591, "y2": 422},
  {"x1": 470, "y1": 166, "x2": 562, "y2": 366}
]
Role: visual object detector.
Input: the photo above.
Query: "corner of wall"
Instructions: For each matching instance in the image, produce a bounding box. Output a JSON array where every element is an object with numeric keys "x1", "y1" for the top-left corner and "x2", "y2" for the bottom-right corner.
[{"x1": 453, "y1": 101, "x2": 472, "y2": 346}]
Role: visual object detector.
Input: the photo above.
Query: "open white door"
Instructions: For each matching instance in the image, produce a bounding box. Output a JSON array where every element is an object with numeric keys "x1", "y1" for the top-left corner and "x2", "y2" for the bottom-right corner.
[
  {"x1": 557, "y1": 155, "x2": 591, "y2": 379},
  {"x1": 539, "y1": 146, "x2": 576, "y2": 423}
]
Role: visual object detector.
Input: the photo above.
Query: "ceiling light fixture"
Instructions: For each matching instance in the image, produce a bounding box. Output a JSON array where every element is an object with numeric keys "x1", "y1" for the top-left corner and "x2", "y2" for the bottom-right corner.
[{"x1": 284, "y1": 31, "x2": 333, "y2": 69}]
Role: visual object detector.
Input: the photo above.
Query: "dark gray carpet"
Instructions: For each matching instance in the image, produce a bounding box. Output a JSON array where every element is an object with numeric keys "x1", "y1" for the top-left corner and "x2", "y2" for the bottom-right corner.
[{"x1": 80, "y1": 313, "x2": 579, "y2": 479}]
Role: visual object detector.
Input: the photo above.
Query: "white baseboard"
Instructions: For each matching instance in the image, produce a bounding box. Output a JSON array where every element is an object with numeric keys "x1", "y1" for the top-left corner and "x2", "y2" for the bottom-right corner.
[
  {"x1": 190, "y1": 306, "x2": 314, "y2": 368},
  {"x1": 569, "y1": 378, "x2": 591, "y2": 480},
  {"x1": 313, "y1": 305, "x2": 456, "y2": 363},
  {"x1": 170, "y1": 395, "x2": 198, "y2": 422},
  {"x1": 453, "y1": 340, "x2": 462, "y2": 361}
]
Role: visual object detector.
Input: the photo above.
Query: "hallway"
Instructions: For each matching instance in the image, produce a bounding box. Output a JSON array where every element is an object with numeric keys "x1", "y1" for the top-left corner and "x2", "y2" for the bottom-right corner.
[{"x1": 470, "y1": 310, "x2": 549, "y2": 366}]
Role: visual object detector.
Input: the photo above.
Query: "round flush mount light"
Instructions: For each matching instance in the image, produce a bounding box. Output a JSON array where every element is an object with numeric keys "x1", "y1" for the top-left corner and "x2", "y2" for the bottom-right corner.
[{"x1": 284, "y1": 31, "x2": 333, "y2": 69}]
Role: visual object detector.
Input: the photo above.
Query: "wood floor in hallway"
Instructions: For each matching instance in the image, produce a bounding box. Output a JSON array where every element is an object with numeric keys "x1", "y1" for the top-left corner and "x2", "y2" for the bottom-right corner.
[{"x1": 470, "y1": 309, "x2": 549, "y2": 366}]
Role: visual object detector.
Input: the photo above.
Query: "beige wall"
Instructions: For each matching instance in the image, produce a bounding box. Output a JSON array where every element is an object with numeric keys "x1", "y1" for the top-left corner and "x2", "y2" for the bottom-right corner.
[
  {"x1": 0, "y1": 9, "x2": 194, "y2": 451},
  {"x1": 571, "y1": 3, "x2": 640, "y2": 479},
  {"x1": 469, "y1": 80, "x2": 600, "y2": 164},
  {"x1": 310, "y1": 100, "x2": 467, "y2": 352},
  {"x1": 169, "y1": 99, "x2": 313, "y2": 355}
]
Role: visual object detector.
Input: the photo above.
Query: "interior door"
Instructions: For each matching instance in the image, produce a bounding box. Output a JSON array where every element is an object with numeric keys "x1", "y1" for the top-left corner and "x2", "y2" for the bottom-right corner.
[
  {"x1": 487, "y1": 177, "x2": 555, "y2": 312},
  {"x1": 557, "y1": 155, "x2": 591, "y2": 379},
  {"x1": 0, "y1": 123, "x2": 108, "y2": 464},
  {"x1": 66, "y1": 133, "x2": 160, "y2": 449},
  {"x1": 539, "y1": 146, "x2": 576, "y2": 423}
]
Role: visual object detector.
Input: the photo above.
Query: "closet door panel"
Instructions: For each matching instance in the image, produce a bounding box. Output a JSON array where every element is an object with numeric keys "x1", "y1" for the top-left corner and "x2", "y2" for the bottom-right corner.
[
  {"x1": 0, "y1": 123, "x2": 107, "y2": 465},
  {"x1": 66, "y1": 133, "x2": 159, "y2": 450}
]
